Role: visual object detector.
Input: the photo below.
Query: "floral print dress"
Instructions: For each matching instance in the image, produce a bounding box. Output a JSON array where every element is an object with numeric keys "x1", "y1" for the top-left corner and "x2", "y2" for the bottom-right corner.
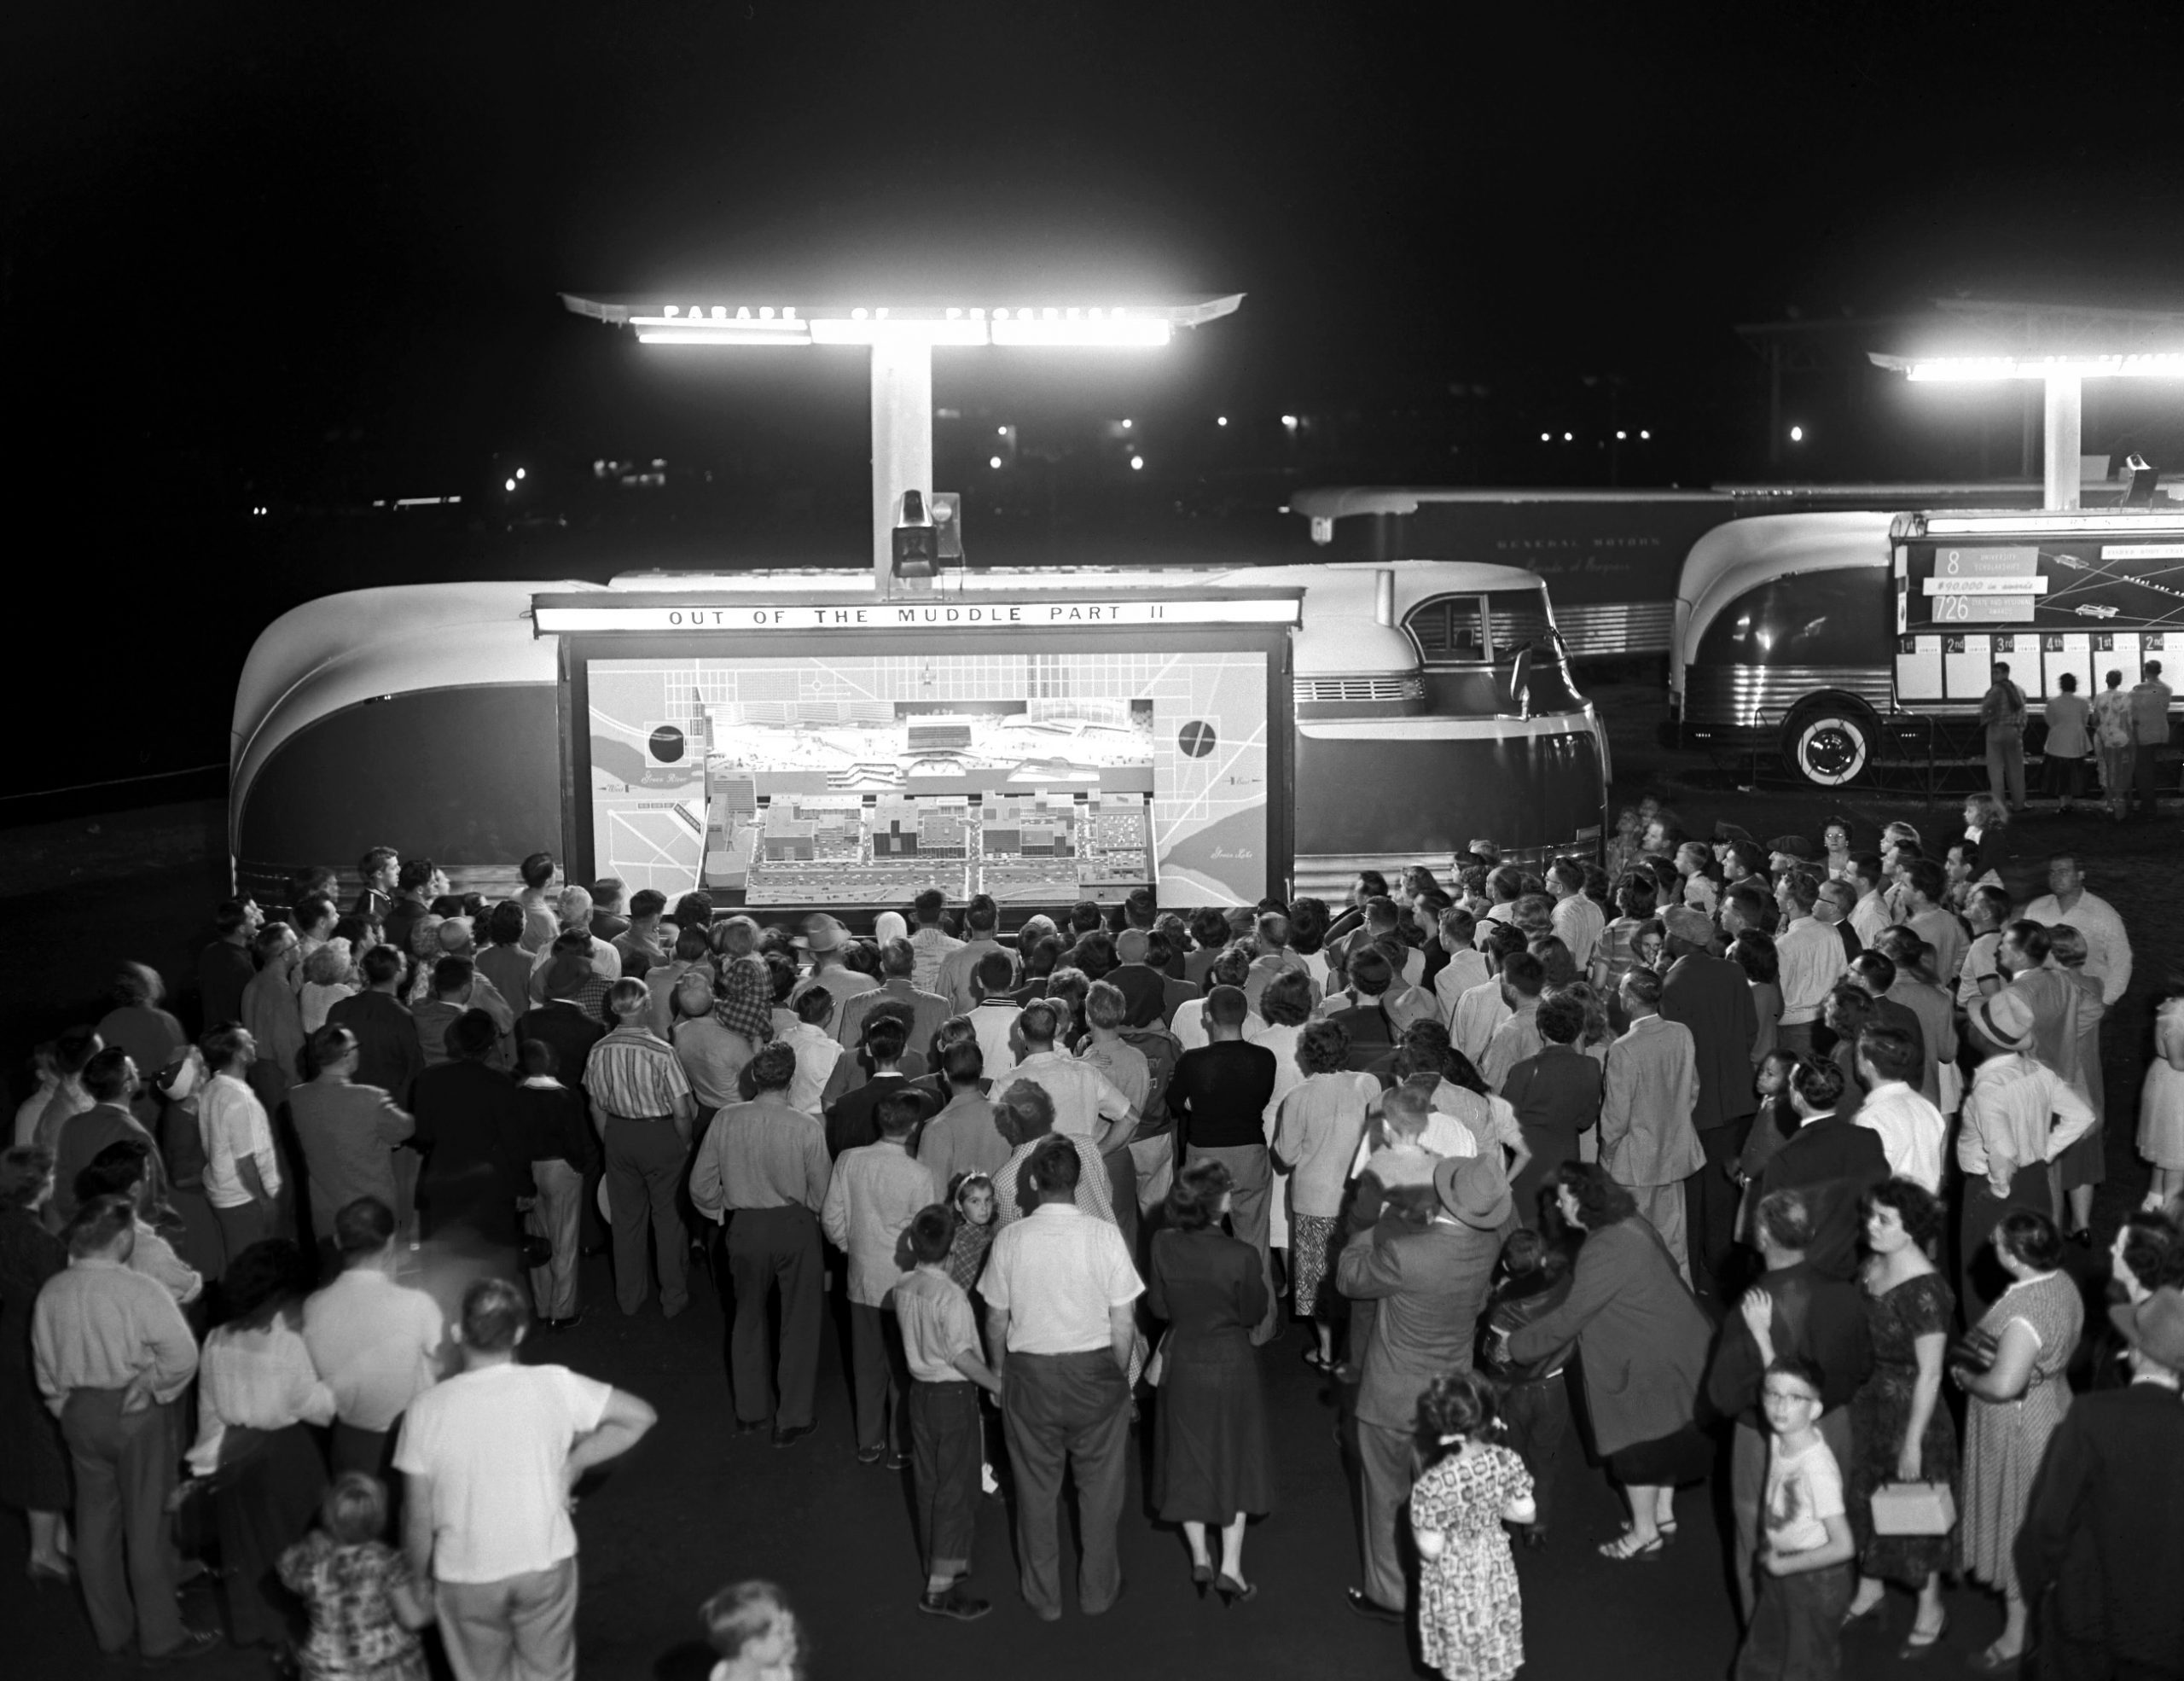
[{"x1": 1410, "y1": 1441, "x2": 1532, "y2": 1681}]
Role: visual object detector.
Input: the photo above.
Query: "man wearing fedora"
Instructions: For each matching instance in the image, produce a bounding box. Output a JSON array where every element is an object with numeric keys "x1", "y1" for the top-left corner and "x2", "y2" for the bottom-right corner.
[
  {"x1": 789, "y1": 914, "x2": 879, "y2": 1037},
  {"x1": 1955, "y1": 987, "x2": 2095, "y2": 1319},
  {"x1": 1334, "y1": 1151, "x2": 1506, "y2": 1625},
  {"x1": 2018, "y1": 1286, "x2": 2184, "y2": 1680}
]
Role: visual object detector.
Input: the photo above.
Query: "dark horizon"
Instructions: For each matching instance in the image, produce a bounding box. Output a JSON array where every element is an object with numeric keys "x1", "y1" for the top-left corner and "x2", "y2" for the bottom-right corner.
[{"x1": 6, "y1": 3, "x2": 2184, "y2": 802}]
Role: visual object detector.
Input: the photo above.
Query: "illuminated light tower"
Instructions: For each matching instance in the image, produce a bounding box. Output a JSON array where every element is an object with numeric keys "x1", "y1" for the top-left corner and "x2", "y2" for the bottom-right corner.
[
  {"x1": 560, "y1": 293, "x2": 1243, "y2": 591},
  {"x1": 1870, "y1": 300, "x2": 2184, "y2": 510}
]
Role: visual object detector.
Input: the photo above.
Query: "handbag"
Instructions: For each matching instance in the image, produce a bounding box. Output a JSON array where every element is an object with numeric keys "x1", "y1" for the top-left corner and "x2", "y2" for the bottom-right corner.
[
  {"x1": 1142, "y1": 1329, "x2": 1170, "y2": 1388},
  {"x1": 1870, "y1": 1480, "x2": 1958, "y2": 1536}
]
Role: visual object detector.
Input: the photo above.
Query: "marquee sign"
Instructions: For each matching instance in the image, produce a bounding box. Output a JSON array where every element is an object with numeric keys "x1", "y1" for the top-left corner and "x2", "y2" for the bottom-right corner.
[{"x1": 531, "y1": 595, "x2": 1303, "y2": 636}]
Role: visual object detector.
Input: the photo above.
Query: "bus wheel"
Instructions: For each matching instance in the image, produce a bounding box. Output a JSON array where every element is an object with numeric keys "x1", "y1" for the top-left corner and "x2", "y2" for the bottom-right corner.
[{"x1": 1781, "y1": 700, "x2": 1873, "y2": 787}]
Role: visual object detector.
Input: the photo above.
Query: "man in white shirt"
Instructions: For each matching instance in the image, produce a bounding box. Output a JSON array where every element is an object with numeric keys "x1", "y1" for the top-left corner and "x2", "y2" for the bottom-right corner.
[
  {"x1": 398, "y1": 1278, "x2": 655, "y2": 1681},
  {"x1": 1548, "y1": 858, "x2": 1605, "y2": 976},
  {"x1": 1956, "y1": 990, "x2": 2096, "y2": 1317},
  {"x1": 1000, "y1": 1001, "x2": 1136, "y2": 1152},
  {"x1": 1432, "y1": 907, "x2": 1491, "y2": 1029},
  {"x1": 979, "y1": 1137, "x2": 1142, "y2": 1621},
  {"x1": 1845, "y1": 854, "x2": 1892, "y2": 951},
  {"x1": 780, "y1": 989, "x2": 845, "y2": 1116},
  {"x1": 821, "y1": 1093, "x2": 938, "y2": 1465},
  {"x1": 198, "y1": 1023, "x2": 282, "y2": 1273},
  {"x1": 907, "y1": 889, "x2": 964, "y2": 995},
  {"x1": 1850, "y1": 1027, "x2": 1945, "y2": 1193},
  {"x1": 1772, "y1": 871, "x2": 1844, "y2": 1060},
  {"x1": 305, "y1": 1195, "x2": 445, "y2": 1476},
  {"x1": 2020, "y1": 853, "x2": 2133, "y2": 1007}
]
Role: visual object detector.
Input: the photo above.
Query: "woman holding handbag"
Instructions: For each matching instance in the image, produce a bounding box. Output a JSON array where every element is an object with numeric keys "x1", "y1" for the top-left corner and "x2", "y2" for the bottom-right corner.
[{"x1": 1841, "y1": 1179, "x2": 1957, "y2": 1656}]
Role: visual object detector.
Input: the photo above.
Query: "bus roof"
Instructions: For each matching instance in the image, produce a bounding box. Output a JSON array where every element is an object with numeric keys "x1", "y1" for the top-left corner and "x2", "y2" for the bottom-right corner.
[
  {"x1": 1672, "y1": 512, "x2": 1896, "y2": 687},
  {"x1": 233, "y1": 559, "x2": 1561, "y2": 828}
]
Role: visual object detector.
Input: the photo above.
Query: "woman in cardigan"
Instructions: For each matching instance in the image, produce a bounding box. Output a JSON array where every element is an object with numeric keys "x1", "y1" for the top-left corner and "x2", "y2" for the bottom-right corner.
[{"x1": 1500, "y1": 1162, "x2": 1714, "y2": 1561}]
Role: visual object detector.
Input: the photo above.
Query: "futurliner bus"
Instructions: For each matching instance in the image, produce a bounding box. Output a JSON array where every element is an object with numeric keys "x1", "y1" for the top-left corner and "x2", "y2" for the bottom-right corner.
[
  {"x1": 229, "y1": 561, "x2": 1610, "y2": 912},
  {"x1": 1669, "y1": 507, "x2": 2184, "y2": 786}
]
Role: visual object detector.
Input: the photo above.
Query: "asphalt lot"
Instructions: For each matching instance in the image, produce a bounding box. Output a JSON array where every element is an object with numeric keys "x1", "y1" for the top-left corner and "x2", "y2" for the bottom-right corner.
[{"x1": 2, "y1": 678, "x2": 2171, "y2": 1679}]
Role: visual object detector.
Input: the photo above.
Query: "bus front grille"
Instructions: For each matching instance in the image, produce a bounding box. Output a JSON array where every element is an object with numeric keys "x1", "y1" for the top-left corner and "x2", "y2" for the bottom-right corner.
[{"x1": 1292, "y1": 675, "x2": 1426, "y2": 704}]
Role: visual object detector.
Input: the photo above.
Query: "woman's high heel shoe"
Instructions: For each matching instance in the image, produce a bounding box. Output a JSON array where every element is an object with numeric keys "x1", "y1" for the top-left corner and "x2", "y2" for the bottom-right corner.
[
  {"x1": 1215, "y1": 1573, "x2": 1257, "y2": 1608},
  {"x1": 1190, "y1": 1562, "x2": 1212, "y2": 1600}
]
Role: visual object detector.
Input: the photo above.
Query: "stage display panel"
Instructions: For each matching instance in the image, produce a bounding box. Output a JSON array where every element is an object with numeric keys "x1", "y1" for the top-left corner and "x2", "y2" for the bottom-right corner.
[{"x1": 585, "y1": 647, "x2": 1270, "y2": 907}]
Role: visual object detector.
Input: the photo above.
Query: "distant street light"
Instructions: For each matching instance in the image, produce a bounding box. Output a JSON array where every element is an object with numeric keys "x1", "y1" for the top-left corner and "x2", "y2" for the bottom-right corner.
[
  {"x1": 1789, "y1": 424, "x2": 1804, "y2": 443},
  {"x1": 1217, "y1": 416, "x2": 1228, "y2": 427},
  {"x1": 1130, "y1": 455, "x2": 1145, "y2": 471},
  {"x1": 504, "y1": 478, "x2": 516, "y2": 492},
  {"x1": 989, "y1": 456, "x2": 1002, "y2": 468}
]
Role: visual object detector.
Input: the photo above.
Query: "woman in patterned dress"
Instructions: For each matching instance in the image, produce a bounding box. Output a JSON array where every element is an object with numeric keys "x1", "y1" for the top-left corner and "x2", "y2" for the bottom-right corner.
[
  {"x1": 1953, "y1": 1211, "x2": 2082, "y2": 1672},
  {"x1": 1842, "y1": 1180, "x2": 1957, "y2": 1655},
  {"x1": 1409, "y1": 1370, "x2": 1533, "y2": 1681}
]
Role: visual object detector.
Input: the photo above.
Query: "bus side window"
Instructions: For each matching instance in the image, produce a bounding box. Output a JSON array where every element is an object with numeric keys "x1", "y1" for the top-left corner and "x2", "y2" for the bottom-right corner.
[{"x1": 1406, "y1": 596, "x2": 1486, "y2": 664}]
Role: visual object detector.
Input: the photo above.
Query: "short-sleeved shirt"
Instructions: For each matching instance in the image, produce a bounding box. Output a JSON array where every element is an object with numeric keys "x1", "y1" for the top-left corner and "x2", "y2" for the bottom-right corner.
[
  {"x1": 201, "y1": 1071, "x2": 281, "y2": 1208},
  {"x1": 1002, "y1": 1052, "x2": 1130, "y2": 1141},
  {"x1": 1274, "y1": 1071, "x2": 1380, "y2": 1218},
  {"x1": 393, "y1": 1361, "x2": 613, "y2": 1583},
  {"x1": 979, "y1": 1201, "x2": 1143, "y2": 1354},
  {"x1": 1763, "y1": 1434, "x2": 1845, "y2": 1557},
  {"x1": 892, "y1": 1265, "x2": 980, "y2": 1382}
]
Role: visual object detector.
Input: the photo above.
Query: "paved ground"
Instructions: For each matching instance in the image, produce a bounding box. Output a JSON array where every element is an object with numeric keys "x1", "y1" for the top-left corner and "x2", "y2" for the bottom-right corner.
[{"x1": 3, "y1": 679, "x2": 2175, "y2": 1678}]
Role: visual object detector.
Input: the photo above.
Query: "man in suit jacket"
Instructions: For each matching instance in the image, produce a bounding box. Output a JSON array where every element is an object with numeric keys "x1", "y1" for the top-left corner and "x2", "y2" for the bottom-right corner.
[
  {"x1": 834, "y1": 939, "x2": 950, "y2": 1062},
  {"x1": 1108, "y1": 928, "x2": 1199, "y2": 1028},
  {"x1": 1658, "y1": 905, "x2": 1758, "y2": 1301},
  {"x1": 1501, "y1": 992, "x2": 1603, "y2": 1230},
  {"x1": 1336, "y1": 1153, "x2": 1507, "y2": 1623},
  {"x1": 2018, "y1": 1288, "x2": 2184, "y2": 1679},
  {"x1": 1600, "y1": 970, "x2": 1704, "y2": 1280},
  {"x1": 1754, "y1": 1058, "x2": 1888, "y2": 1281}
]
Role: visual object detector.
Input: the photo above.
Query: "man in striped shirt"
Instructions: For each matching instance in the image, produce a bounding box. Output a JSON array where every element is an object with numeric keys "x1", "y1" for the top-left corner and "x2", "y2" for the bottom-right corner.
[{"x1": 584, "y1": 980, "x2": 695, "y2": 1317}]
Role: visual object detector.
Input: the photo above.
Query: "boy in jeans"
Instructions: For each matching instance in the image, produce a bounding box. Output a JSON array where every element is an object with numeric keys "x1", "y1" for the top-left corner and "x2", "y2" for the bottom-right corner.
[
  {"x1": 890, "y1": 1204, "x2": 1002, "y2": 1620},
  {"x1": 1736, "y1": 1356, "x2": 1855, "y2": 1680}
]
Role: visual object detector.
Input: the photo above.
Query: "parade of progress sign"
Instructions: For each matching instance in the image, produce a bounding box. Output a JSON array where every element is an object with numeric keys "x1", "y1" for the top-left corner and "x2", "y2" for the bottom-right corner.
[{"x1": 580, "y1": 645, "x2": 1275, "y2": 908}]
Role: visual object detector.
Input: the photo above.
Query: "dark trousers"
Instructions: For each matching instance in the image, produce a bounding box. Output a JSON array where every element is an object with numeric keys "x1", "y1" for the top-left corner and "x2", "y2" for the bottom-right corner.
[
  {"x1": 909, "y1": 1380, "x2": 982, "y2": 1574},
  {"x1": 1356, "y1": 1417, "x2": 1414, "y2": 1611},
  {"x1": 604, "y1": 1117, "x2": 688, "y2": 1315},
  {"x1": 1186, "y1": 1143, "x2": 1277, "y2": 1343},
  {"x1": 1500, "y1": 1373, "x2": 1570, "y2": 1533},
  {"x1": 61, "y1": 1389, "x2": 189, "y2": 1658},
  {"x1": 211, "y1": 1197, "x2": 274, "y2": 1281},
  {"x1": 2134, "y1": 742, "x2": 2164, "y2": 809},
  {"x1": 1000, "y1": 1348, "x2": 1130, "y2": 1617},
  {"x1": 1687, "y1": 1119, "x2": 1751, "y2": 1303},
  {"x1": 1735, "y1": 1559, "x2": 1851, "y2": 1681},
  {"x1": 849, "y1": 1300, "x2": 906, "y2": 1452},
  {"x1": 1104, "y1": 1146, "x2": 1139, "y2": 1257},
  {"x1": 725, "y1": 1205, "x2": 822, "y2": 1427},
  {"x1": 1731, "y1": 1415, "x2": 1854, "y2": 1625}
]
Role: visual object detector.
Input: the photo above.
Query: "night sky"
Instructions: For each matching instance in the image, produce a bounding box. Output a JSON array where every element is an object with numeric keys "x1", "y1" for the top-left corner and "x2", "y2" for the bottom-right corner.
[{"x1": 6, "y1": 3, "x2": 2183, "y2": 796}]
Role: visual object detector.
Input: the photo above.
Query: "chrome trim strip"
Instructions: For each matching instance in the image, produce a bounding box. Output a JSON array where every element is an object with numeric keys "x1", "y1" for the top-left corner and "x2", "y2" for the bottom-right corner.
[{"x1": 1682, "y1": 664, "x2": 1894, "y2": 729}]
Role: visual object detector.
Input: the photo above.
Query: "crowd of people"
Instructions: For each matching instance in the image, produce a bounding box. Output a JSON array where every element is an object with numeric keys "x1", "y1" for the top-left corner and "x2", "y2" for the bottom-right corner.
[{"x1": 4, "y1": 808, "x2": 2184, "y2": 1680}]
